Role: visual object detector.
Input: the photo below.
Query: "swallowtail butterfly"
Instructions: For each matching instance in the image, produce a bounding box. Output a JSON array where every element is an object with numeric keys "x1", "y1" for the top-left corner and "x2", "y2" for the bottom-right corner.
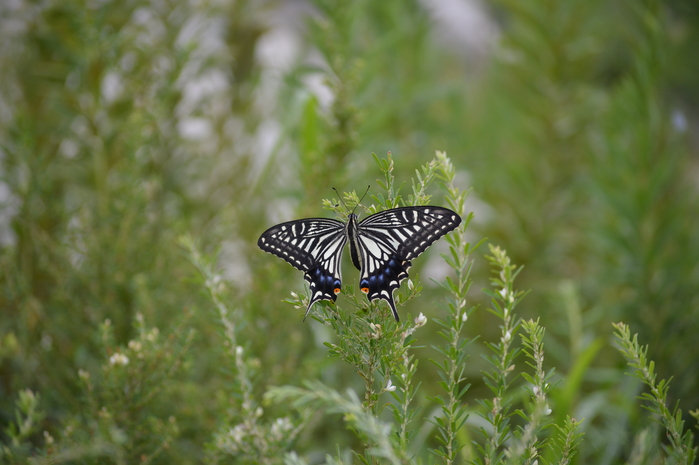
[{"x1": 258, "y1": 205, "x2": 461, "y2": 321}]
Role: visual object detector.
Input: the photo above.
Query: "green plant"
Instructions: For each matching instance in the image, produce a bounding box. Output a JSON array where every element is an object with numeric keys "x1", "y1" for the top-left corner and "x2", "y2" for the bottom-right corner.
[
  {"x1": 182, "y1": 236, "x2": 307, "y2": 465},
  {"x1": 613, "y1": 322, "x2": 697, "y2": 464},
  {"x1": 0, "y1": 390, "x2": 46, "y2": 462},
  {"x1": 263, "y1": 154, "x2": 587, "y2": 465}
]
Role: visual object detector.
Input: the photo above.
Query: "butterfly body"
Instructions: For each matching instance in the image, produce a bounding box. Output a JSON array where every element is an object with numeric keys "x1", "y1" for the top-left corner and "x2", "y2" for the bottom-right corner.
[
  {"x1": 346, "y1": 214, "x2": 362, "y2": 270},
  {"x1": 258, "y1": 206, "x2": 461, "y2": 321}
]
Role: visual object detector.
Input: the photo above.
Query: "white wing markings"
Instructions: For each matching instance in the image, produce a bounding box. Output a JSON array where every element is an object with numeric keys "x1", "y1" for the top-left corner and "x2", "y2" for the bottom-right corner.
[
  {"x1": 359, "y1": 235, "x2": 382, "y2": 259},
  {"x1": 322, "y1": 239, "x2": 342, "y2": 259}
]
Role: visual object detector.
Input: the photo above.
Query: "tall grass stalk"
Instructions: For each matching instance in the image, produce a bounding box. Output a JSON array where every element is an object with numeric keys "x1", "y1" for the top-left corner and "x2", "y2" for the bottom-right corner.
[
  {"x1": 426, "y1": 152, "x2": 478, "y2": 464},
  {"x1": 613, "y1": 322, "x2": 698, "y2": 464},
  {"x1": 182, "y1": 236, "x2": 306, "y2": 465}
]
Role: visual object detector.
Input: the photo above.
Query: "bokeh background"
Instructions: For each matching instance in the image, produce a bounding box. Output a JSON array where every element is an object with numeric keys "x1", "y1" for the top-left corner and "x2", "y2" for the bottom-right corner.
[{"x1": 1, "y1": 0, "x2": 698, "y2": 463}]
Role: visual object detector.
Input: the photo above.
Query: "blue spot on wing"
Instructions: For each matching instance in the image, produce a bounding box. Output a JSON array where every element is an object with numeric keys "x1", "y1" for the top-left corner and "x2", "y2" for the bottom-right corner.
[{"x1": 361, "y1": 254, "x2": 411, "y2": 322}]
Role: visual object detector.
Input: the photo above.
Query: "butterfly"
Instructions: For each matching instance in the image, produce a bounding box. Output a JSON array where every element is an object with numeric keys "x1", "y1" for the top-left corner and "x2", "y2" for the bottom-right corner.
[{"x1": 258, "y1": 205, "x2": 461, "y2": 321}]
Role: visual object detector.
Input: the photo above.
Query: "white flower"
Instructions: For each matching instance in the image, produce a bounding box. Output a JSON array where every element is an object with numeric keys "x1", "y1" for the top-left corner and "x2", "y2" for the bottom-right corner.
[
  {"x1": 407, "y1": 279, "x2": 414, "y2": 291},
  {"x1": 146, "y1": 327, "x2": 159, "y2": 341},
  {"x1": 385, "y1": 379, "x2": 396, "y2": 392},
  {"x1": 414, "y1": 312, "x2": 427, "y2": 327},
  {"x1": 462, "y1": 312, "x2": 468, "y2": 322},
  {"x1": 128, "y1": 340, "x2": 142, "y2": 352},
  {"x1": 236, "y1": 346, "x2": 244, "y2": 357},
  {"x1": 230, "y1": 424, "x2": 245, "y2": 443},
  {"x1": 502, "y1": 330, "x2": 511, "y2": 343},
  {"x1": 270, "y1": 417, "x2": 293, "y2": 439},
  {"x1": 109, "y1": 353, "x2": 129, "y2": 366}
]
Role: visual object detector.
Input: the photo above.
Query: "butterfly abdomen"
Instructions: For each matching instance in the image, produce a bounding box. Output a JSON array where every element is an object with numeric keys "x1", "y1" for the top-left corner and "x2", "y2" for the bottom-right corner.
[{"x1": 346, "y1": 214, "x2": 362, "y2": 270}]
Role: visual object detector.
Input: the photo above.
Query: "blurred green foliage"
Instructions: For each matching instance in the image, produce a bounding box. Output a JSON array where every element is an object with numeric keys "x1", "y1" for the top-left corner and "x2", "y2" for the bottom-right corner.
[{"x1": 1, "y1": 0, "x2": 698, "y2": 463}]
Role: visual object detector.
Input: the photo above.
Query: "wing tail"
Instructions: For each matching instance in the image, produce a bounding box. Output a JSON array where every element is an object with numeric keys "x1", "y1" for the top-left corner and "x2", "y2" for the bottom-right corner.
[
  {"x1": 303, "y1": 265, "x2": 342, "y2": 319},
  {"x1": 383, "y1": 293, "x2": 400, "y2": 322}
]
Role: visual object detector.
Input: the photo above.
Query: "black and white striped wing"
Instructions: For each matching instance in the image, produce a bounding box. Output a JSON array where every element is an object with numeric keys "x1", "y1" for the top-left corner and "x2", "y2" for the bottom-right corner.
[
  {"x1": 258, "y1": 218, "x2": 346, "y2": 316},
  {"x1": 356, "y1": 206, "x2": 461, "y2": 320}
]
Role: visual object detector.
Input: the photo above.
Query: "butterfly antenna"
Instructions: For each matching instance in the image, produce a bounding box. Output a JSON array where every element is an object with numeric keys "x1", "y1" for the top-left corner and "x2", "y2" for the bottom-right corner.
[
  {"x1": 333, "y1": 186, "x2": 370, "y2": 214},
  {"x1": 332, "y1": 187, "x2": 349, "y2": 211},
  {"x1": 359, "y1": 185, "x2": 370, "y2": 203},
  {"x1": 352, "y1": 185, "x2": 370, "y2": 214}
]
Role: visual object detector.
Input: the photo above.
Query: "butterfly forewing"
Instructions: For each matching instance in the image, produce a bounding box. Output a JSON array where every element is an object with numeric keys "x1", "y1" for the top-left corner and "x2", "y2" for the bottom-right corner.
[
  {"x1": 356, "y1": 207, "x2": 462, "y2": 320},
  {"x1": 257, "y1": 218, "x2": 346, "y2": 315},
  {"x1": 359, "y1": 206, "x2": 462, "y2": 259}
]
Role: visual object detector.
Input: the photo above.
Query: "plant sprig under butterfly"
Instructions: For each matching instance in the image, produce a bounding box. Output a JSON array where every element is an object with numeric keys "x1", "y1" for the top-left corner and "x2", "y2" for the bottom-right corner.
[{"x1": 258, "y1": 188, "x2": 461, "y2": 321}]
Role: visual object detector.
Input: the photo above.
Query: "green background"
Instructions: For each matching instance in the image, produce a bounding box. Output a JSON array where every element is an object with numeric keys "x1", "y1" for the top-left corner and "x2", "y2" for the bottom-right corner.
[{"x1": 1, "y1": 0, "x2": 698, "y2": 463}]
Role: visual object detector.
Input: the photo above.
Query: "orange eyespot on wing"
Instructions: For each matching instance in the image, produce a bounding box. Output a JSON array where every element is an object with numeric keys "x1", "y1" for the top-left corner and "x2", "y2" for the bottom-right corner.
[
  {"x1": 360, "y1": 287, "x2": 369, "y2": 294},
  {"x1": 334, "y1": 288, "x2": 341, "y2": 295}
]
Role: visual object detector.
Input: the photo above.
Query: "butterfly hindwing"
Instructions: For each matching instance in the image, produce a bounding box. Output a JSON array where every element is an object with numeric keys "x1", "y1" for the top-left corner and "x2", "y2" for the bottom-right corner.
[
  {"x1": 356, "y1": 248, "x2": 409, "y2": 321},
  {"x1": 356, "y1": 207, "x2": 462, "y2": 320},
  {"x1": 257, "y1": 218, "x2": 346, "y2": 315}
]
